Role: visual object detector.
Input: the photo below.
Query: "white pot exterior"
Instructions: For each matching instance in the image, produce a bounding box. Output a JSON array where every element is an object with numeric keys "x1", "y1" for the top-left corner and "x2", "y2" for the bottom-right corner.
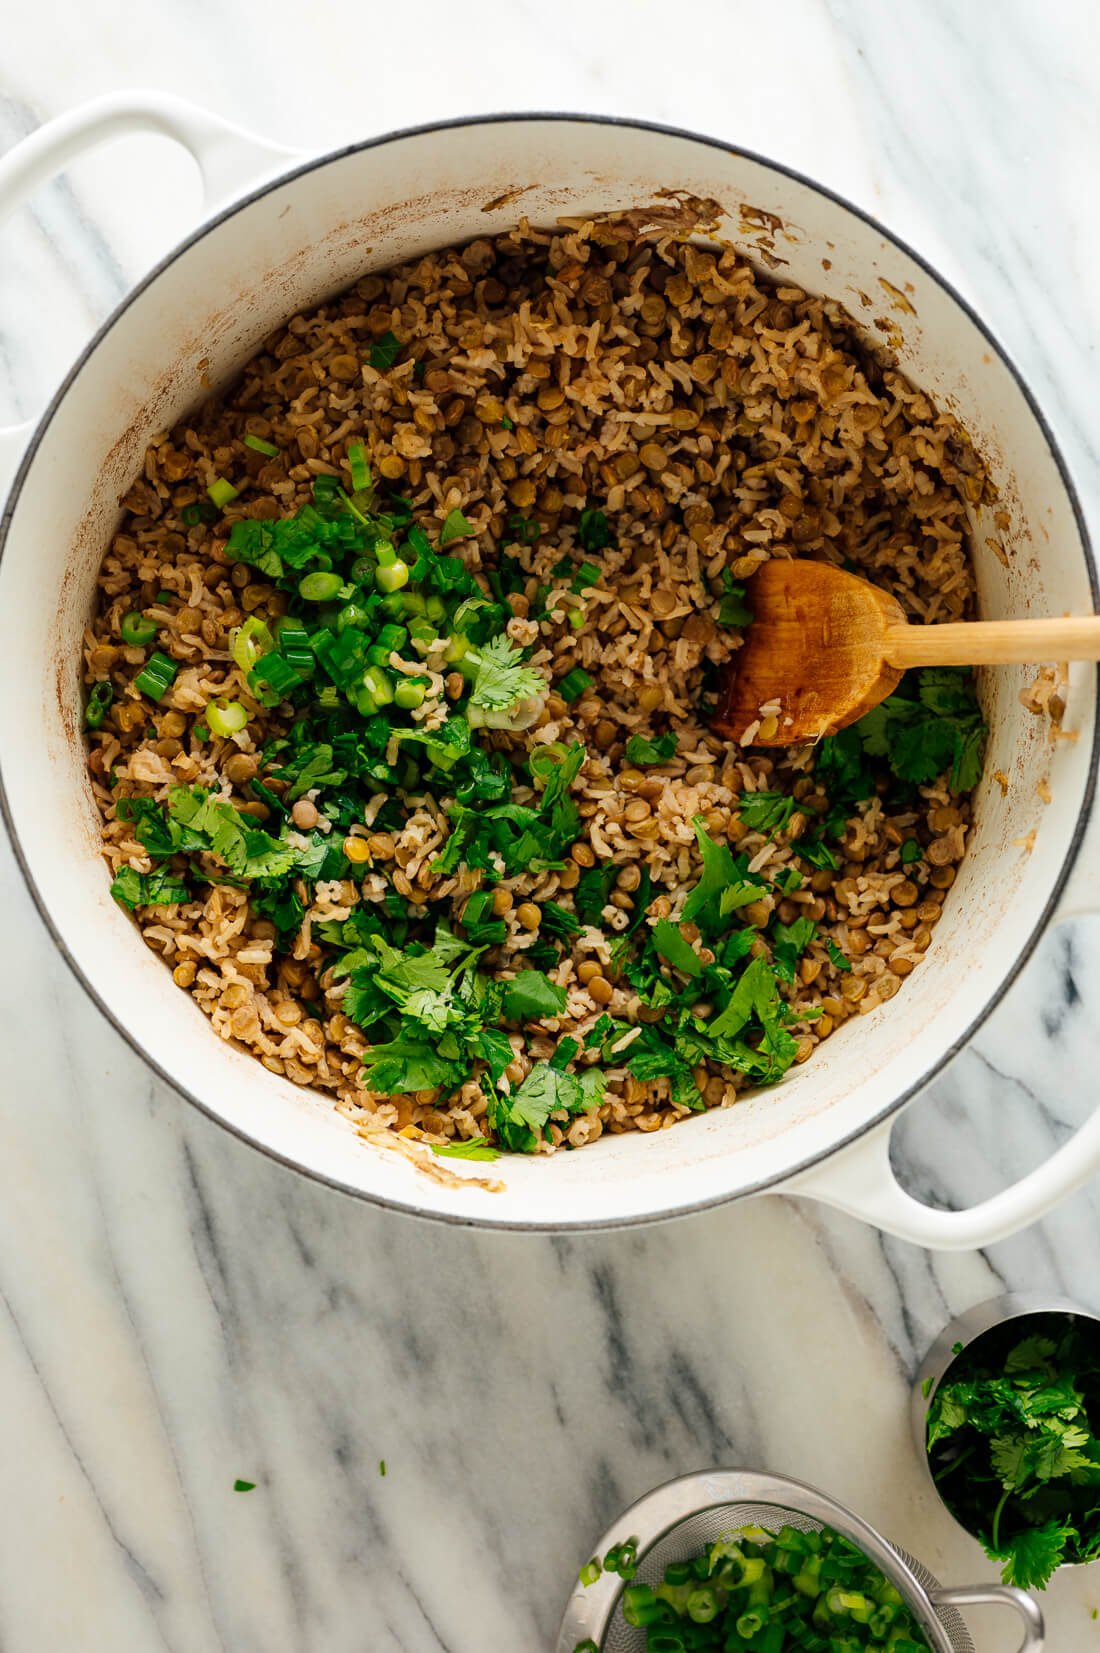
[{"x1": 0, "y1": 106, "x2": 1095, "y2": 1237}]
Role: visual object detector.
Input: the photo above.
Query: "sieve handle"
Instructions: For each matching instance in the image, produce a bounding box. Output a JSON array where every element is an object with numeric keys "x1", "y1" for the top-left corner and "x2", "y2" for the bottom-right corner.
[
  {"x1": 0, "y1": 90, "x2": 298, "y2": 502},
  {"x1": 932, "y1": 1584, "x2": 1043, "y2": 1653}
]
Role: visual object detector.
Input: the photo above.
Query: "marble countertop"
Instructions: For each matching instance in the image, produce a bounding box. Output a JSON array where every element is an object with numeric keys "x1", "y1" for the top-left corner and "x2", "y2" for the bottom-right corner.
[{"x1": 3, "y1": 3, "x2": 1100, "y2": 1648}]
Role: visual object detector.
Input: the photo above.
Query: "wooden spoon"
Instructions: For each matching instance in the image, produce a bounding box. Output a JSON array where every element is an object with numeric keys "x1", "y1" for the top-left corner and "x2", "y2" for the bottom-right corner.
[{"x1": 712, "y1": 558, "x2": 1100, "y2": 745}]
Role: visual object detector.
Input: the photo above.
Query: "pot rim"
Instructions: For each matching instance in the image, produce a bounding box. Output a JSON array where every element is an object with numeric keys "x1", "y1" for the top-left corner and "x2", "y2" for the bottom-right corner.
[
  {"x1": 1, "y1": 109, "x2": 1096, "y2": 1229},
  {"x1": 912, "y1": 1293, "x2": 1100, "y2": 1571}
]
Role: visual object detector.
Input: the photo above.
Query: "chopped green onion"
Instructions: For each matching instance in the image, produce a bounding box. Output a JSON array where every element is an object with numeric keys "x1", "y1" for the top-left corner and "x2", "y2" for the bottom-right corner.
[
  {"x1": 134, "y1": 652, "x2": 179, "y2": 702},
  {"x1": 567, "y1": 607, "x2": 584, "y2": 631},
  {"x1": 120, "y1": 611, "x2": 158, "y2": 646},
  {"x1": 299, "y1": 571, "x2": 345, "y2": 602},
  {"x1": 274, "y1": 615, "x2": 311, "y2": 653},
  {"x1": 347, "y1": 441, "x2": 371, "y2": 493},
  {"x1": 558, "y1": 667, "x2": 593, "y2": 702},
  {"x1": 84, "y1": 680, "x2": 114, "y2": 729},
  {"x1": 394, "y1": 677, "x2": 428, "y2": 711},
  {"x1": 155, "y1": 590, "x2": 173, "y2": 603},
  {"x1": 243, "y1": 433, "x2": 279, "y2": 458},
  {"x1": 207, "y1": 477, "x2": 239, "y2": 509},
  {"x1": 376, "y1": 560, "x2": 410, "y2": 594},
  {"x1": 230, "y1": 616, "x2": 275, "y2": 675},
  {"x1": 507, "y1": 513, "x2": 541, "y2": 544},
  {"x1": 622, "y1": 1584, "x2": 663, "y2": 1628},
  {"x1": 206, "y1": 699, "x2": 249, "y2": 737},
  {"x1": 362, "y1": 665, "x2": 394, "y2": 707},
  {"x1": 180, "y1": 501, "x2": 218, "y2": 527},
  {"x1": 337, "y1": 602, "x2": 371, "y2": 633},
  {"x1": 193, "y1": 722, "x2": 209, "y2": 741},
  {"x1": 425, "y1": 595, "x2": 446, "y2": 622},
  {"x1": 249, "y1": 654, "x2": 302, "y2": 701},
  {"x1": 312, "y1": 474, "x2": 340, "y2": 503},
  {"x1": 444, "y1": 633, "x2": 469, "y2": 663},
  {"x1": 571, "y1": 562, "x2": 601, "y2": 591},
  {"x1": 578, "y1": 1558, "x2": 601, "y2": 1588}
]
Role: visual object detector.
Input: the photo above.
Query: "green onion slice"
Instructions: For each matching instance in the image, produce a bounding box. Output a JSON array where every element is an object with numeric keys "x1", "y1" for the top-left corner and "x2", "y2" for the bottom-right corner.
[
  {"x1": 207, "y1": 477, "x2": 239, "y2": 509},
  {"x1": 134, "y1": 652, "x2": 179, "y2": 702},
  {"x1": 243, "y1": 433, "x2": 279, "y2": 458},
  {"x1": 558, "y1": 667, "x2": 593, "y2": 702},
  {"x1": 206, "y1": 699, "x2": 250, "y2": 737}
]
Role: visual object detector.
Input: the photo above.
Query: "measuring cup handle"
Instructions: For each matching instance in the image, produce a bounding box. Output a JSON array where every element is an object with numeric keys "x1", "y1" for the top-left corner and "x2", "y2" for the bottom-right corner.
[
  {"x1": 933, "y1": 1583, "x2": 1043, "y2": 1653},
  {"x1": 0, "y1": 90, "x2": 298, "y2": 500}
]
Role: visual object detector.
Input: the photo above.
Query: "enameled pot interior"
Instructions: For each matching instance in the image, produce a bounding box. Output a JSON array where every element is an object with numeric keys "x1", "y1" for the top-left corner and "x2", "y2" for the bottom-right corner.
[{"x1": 0, "y1": 119, "x2": 1093, "y2": 1225}]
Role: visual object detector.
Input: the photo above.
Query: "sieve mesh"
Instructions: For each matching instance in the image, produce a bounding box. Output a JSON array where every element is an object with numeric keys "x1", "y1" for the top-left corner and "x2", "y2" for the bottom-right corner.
[{"x1": 598, "y1": 1502, "x2": 973, "y2": 1653}]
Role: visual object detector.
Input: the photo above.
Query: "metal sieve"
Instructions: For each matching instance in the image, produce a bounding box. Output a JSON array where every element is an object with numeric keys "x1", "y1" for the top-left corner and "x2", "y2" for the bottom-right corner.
[{"x1": 555, "y1": 1470, "x2": 1043, "y2": 1653}]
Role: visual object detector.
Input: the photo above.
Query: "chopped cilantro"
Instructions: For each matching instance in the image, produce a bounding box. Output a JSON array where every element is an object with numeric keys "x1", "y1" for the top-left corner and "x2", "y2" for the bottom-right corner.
[
  {"x1": 577, "y1": 508, "x2": 613, "y2": 552},
  {"x1": 465, "y1": 635, "x2": 545, "y2": 725},
  {"x1": 771, "y1": 917, "x2": 816, "y2": 983},
  {"x1": 840, "y1": 667, "x2": 987, "y2": 792},
  {"x1": 575, "y1": 863, "x2": 617, "y2": 925},
  {"x1": 439, "y1": 508, "x2": 475, "y2": 546},
  {"x1": 233, "y1": 1480, "x2": 255, "y2": 1492},
  {"x1": 502, "y1": 970, "x2": 567, "y2": 1021},
  {"x1": 430, "y1": 1138, "x2": 500, "y2": 1162},
  {"x1": 652, "y1": 919, "x2": 702, "y2": 978},
  {"x1": 624, "y1": 732, "x2": 677, "y2": 765},
  {"x1": 506, "y1": 513, "x2": 541, "y2": 544},
  {"x1": 369, "y1": 331, "x2": 402, "y2": 370},
  {"x1": 738, "y1": 791, "x2": 796, "y2": 835},
  {"x1": 825, "y1": 938, "x2": 852, "y2": 973},
  {"x1": 797, "y1": 837, "x2": 840, "y2": 872},
  {"x1": 489, "y1": 1061, "x2": 604, "y2": 1152},
  {"x1": 110, "y1": 865, "x2": 190, "y2": 911},
  {"x1": 900, "y1": 838, "x2": 923, "y2": 864},
  {"x1": 716, "y1": 569, "x2": 753, "y2": 628}
]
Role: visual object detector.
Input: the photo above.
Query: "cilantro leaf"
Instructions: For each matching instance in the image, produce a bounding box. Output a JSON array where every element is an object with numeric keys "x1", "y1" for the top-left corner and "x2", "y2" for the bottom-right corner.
[
  {"x1": 110, "y1": 865, "x2": 190, "y2": 911},
  {"x1": 716, "y1": 568, "x2": 753, "y2": 628},
  {"x1": 624, "y1": 732, "x2": 678, "y2": 766},
  {"x1": 846, "y1": 667, "x2": 987, "y2": 792},
  {"x1": 430, "y1": 1138, "x2": 500, "y2": 1162},
  {"x1": 369, "y1": 331, "x2": 402, "y2": 370},
  {"x1": 575, "y1": 863, "x2": 617, "y2": 925},
  {"x1": 502, "y1": 970, "x2": 567, "y2": 1021},
  {"x1": 577, "y1": 508, "x2": 613, "y2": 552},
  {"x1": 738, "y1": 791, "x2": 795, "y2": 835},
  {"x1": 361, "y1": 1037, "x2": 465, "y2": 1094},
  {"x1": 465, "y1": 635, "x2": 545, "y2": 722},
  {"x1": 1000, "y1": 1519, "x2": 1075, "y2": 1590},
  {"x1": 771, "y1": 917, "x2": 816, "y2": 984},
  {"x1": 825, "y1": 938, "x2": 851, "y2": 973},
  {"x1": 490, "y1": 1061, "x2": 602, "y2": 1152},
  {"x1": 439, "y1": 508, "x2": 475, "y2": 546},
  {"x1": 652, "y1": 919, "x2": 703, "y2": 978}
]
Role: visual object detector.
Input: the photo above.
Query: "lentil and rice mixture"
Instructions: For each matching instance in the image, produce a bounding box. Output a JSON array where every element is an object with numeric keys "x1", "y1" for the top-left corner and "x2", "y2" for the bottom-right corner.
[{"x1": 85, "y1": 215, "x2": 989, "y2": 1164}]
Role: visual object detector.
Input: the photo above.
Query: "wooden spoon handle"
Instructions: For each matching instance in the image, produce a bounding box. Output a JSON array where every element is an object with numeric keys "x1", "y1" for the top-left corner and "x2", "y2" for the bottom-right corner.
[{"x1": 885, "y1": 616, "x2": 1100, "y2": 669}]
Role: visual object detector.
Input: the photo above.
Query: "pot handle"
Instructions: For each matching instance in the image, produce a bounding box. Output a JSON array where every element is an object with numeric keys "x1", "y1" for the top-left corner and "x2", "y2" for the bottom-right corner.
[
  {"x1": 0, "y1": 90, "x2": 299, "y2": 500},
  {"x1": 780, "y1": 1081, "x2": 1100, "y2": 1250},
  {"x1": 783, "y1": 777, "x2": 1100, "y2": 1249},
  {"x1": 931, "y1": 1584, "x2": 1043, "y2": 1653}
]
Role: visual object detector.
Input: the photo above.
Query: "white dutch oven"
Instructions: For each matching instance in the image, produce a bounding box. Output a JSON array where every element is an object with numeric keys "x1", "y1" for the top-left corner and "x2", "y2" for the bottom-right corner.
[{"x1": 1, "y1": 96, "x2": 1096, "y2": 1246}]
